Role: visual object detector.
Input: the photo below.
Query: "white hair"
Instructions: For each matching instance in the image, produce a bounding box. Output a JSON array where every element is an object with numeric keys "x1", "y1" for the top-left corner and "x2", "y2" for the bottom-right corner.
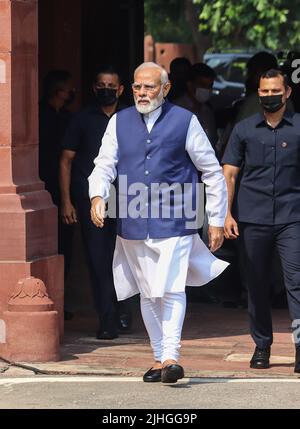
[{"x1": 134, "y1": 62, "x2": 169, "y2": 84}]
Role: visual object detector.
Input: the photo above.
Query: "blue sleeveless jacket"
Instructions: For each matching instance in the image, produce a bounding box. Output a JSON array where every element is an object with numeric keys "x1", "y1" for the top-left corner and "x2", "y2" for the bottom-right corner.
[{"x1": 116, "y1": 101, "x2": 199, "y2": 239}]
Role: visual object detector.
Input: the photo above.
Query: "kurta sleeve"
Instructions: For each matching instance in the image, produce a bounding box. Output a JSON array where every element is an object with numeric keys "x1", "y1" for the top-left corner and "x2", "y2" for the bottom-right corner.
[
  {"x1": 186, "y1": 115, "x2": 228, "y2": 227},
  {"x1": 88, "y1": 113, "x2": 119, "y2": 201}
]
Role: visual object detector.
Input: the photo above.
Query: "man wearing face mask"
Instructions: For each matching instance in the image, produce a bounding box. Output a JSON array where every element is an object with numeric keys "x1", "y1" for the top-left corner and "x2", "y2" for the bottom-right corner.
[
  {"x1": 39, "y1": 70, "x2": 76, "y2": 320},
  {"x1": 40, "y1": 70, "x2": 76, "y2": 206},
  {"x1": 222, "y1": 69, "x2": 300, "y2": 373},
  {"x1": 173, "y1": 63, "x2": 218, "y2": 151},
  {"x1": 60, "y1": 65, "x2": 132, "y2": 339}
]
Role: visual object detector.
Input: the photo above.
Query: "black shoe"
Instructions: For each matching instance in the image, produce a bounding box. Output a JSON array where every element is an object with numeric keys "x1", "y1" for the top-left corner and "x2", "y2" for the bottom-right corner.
[
  {"x1": 98, "y1": 312, "x2": 118, "y2": 339},
  {"x1": 118, "y1": 313, "x2": 132, "y2": 334},
  {"x1": 96, "y1": 330, "x2": 119, "y2": 340},
  {"x1": 250, "y1": 346, "x2": 271, "y2": 369},
  {"x1": 294, "y1": 348, "x2": 300, "y2": 373},
  {"x1": 143, "y1": 368, "x2": 162, "y2": 383},
  {"x1": 161, "y1": 364, "x2": 184, "y2": 383}
]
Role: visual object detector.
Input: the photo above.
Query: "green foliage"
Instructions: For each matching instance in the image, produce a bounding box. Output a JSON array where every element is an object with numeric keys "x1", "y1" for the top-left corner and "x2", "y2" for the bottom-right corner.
[
  {"x1": 144, "y1": 0, "x2": 193, "y2": 43},
  {"x1": 145, "y1": 0, "x2": 300, "y2": 51},
  {"x1": 195, "y1": 0, "x2": 300, "y2": 50}
]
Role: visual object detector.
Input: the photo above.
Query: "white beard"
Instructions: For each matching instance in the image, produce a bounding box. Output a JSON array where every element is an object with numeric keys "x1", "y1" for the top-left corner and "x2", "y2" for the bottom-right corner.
[{"x1": 135, "y1": 89, "x2": 164, "y2": 114}]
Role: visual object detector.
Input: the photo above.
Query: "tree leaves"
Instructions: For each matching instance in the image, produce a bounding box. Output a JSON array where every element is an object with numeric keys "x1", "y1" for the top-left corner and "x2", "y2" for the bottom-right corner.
[
  {"x1": 194, "y1": 0, "x2": 299, "y2": 50},
  {"x1": 145, "y1": 0, "x2": 300, "y2": 51},
  {"x1": 144, "y1": 0, "x2": 193, "y2": 43}
]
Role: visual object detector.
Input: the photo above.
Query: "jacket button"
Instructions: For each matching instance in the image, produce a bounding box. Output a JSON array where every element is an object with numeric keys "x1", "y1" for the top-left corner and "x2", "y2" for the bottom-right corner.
[
  {"x1": 146, "y1": 155, "x2": 151, "y2": 160},
  {"x1": 282, "y1": 142, "x2": 288, "y2": 148},
  {"x1": 145, "y1": 170, "x2": 150, "y2": 175},
  {"x1": 147, "y1": 139, "x2": 151, "y2": 144}
]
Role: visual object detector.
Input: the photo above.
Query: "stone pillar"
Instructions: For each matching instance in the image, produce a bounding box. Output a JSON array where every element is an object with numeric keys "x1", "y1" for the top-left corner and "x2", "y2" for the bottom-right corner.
[
  {"x1": 4, "y1": 277, "x2": 60, "y2": 362},
  {"x1": 144, "y1": 35, "x2": 155, "y2": 63},
  {"x1": 0, "y1": 0, "x2": 64, "y2": 360}
]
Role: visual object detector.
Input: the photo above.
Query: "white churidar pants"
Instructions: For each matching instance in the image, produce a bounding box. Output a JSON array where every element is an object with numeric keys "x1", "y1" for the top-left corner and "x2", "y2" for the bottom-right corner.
[
  {"x1": 112, "y1": 233, "x2": 229, "y2": 363},
  {"x1": 140, "y1": 292, "x2": 186, "y2": 363}
]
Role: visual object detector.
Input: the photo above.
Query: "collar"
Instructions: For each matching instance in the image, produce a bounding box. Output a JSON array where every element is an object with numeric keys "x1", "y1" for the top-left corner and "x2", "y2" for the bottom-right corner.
[
  {"x1": 89, "y1": 101, "x2": 124, "y2": 116},
  {"x1": 140, "y1": 99, "x2": 166, "y2": 120},
  {"x1": 143, "y1": 105, "x2": 163, "y2": 123},
  {"x1": 135, "y1": 99, "x2": 171, "y2": 128},
  {"x1": 255, "y1": 109, "x2": 294, "y2": 128}
]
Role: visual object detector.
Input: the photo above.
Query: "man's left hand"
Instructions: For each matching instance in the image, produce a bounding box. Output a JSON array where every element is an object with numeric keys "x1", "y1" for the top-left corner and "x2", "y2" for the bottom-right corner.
[{"x1": 208, "y1": 225, "x2": 224, "y2": 253}]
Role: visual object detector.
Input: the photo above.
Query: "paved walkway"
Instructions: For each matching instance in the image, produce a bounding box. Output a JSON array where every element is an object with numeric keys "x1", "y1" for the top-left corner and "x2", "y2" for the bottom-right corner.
[{"x1": 1, "y1": 302, "x2": 298, "y2": 379}]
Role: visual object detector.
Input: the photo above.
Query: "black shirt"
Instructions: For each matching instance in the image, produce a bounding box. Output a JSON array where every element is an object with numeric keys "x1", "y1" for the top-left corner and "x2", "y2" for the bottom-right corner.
[
  {"x1": 222, "y1": 109, "x2": 300, "y2": 225},
  {"x1": 62, "y1": 103, "x2": 123, "y2": 199},
  {"x1": 39, "y1": 102, "x2": 72, "y2": 205}
]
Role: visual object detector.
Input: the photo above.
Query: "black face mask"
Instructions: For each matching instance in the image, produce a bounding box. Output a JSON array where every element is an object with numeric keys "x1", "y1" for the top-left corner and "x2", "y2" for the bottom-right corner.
[
  {"x1": 259, "y1": 94, "x2": 284, "y2": 113},
  {"x1": 95, "y1": 88, "x2": 118, "y2": 106}
]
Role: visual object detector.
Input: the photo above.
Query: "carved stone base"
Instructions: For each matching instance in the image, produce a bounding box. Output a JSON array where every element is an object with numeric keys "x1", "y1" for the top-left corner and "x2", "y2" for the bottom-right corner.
[
  {"x1": 3, "y1": 310, "x2": 60, "y2": 362},
  {"x1": 0, "y1": 276, "x2": 61, "y2": 362},
  {"x1": 0, "y1": 256, "x2": 64, "y2": 360}
]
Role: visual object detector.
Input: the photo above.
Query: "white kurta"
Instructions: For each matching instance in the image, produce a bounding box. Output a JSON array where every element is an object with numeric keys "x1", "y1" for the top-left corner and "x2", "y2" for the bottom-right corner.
[{"x1": 89, "y1": 104, "x2": 229, "y2": 301}]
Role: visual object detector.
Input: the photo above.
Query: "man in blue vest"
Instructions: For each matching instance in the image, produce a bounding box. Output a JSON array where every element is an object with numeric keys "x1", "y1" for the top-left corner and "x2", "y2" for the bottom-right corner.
[{"x1": 89, "y1": 62, "x2": 228, "y2": 383}]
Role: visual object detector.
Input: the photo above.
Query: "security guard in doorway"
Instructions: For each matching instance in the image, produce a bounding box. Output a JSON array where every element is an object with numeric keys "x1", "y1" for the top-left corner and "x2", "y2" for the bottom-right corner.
[
  {"x1": 222, "y1": 69, "x2": 300, "y2": 372},
  {"x1": 60, "y1": 65, "x2": 132, "y2": 340}
]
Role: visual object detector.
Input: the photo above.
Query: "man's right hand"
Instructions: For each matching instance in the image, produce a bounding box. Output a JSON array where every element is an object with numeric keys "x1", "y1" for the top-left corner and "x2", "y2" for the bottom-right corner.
[
  {"x1": 90, "y1": 197, "x2": 106, "y2": 228},
  {"x1": 61, "y1": 201, "x2": 77, "y2": 225},
  {"x1": 224, "y1": 213, "x2": 239, "y2": 240}
]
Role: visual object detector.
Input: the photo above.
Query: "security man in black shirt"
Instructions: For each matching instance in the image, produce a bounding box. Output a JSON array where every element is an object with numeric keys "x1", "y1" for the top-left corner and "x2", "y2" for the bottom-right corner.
[
  {"x1": 222, "y1": 69, "x2": 300, "y2": 372},
  {"x1": 39, "y1": 70, "x2": 75, "y2": 320},
  {"x1": 60, "y1": 65, "x2": 131, "y2": 339}
]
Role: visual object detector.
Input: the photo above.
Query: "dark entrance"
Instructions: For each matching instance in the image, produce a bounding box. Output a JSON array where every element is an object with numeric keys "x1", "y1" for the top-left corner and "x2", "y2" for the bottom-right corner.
[
  {"x1": 38, "y1": 0, "x2": 144, "y2": 315},
  {"x1": 38, "y1": 0, "x2": 144, "y2": 106}
]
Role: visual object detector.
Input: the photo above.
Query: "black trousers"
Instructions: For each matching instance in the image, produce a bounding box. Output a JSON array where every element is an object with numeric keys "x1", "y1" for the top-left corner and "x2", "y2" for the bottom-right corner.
[
  {"x1": 58, "y1": 217, "x2": 74, "y2": 281},
  {"x1": 239, "y1": 222, "x2": 300, "y2": 349},
  {"x1": 76, "y1": 197, "x2": 129, "y2": 331},
  {"x1": 51, "y1": 194, "x2": 74, "y2": 310}
]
